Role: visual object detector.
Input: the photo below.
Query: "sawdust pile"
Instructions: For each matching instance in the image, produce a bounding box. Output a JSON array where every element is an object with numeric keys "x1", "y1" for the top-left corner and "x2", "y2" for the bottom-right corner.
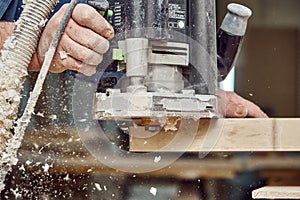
[
  {"x1": 0, "y1": 0, "x2": 58, "y2": 191},
  {"x1": 0, "y1": 34, "x2": 27, "y2": 193}
]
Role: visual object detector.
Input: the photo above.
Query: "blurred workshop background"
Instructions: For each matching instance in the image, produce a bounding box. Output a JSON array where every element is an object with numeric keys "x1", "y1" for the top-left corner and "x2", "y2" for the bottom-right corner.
[{"x1": 218, "y1": 0, "x2": 300, "y2": 117}]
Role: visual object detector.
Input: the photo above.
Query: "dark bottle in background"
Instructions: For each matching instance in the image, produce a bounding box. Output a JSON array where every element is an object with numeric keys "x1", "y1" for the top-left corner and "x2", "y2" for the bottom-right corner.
[{"x1": 217, "y1": 3, "x2": 252, "y2": 81}]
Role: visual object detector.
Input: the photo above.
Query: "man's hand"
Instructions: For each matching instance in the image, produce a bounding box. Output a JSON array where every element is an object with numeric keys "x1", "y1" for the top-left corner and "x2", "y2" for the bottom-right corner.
[
  {"x1": 28, "y1": 3, "x2": 114, "y2": 76},
  {"x1": 218, "y1": 89, "x2": 268, "y2": 118}
]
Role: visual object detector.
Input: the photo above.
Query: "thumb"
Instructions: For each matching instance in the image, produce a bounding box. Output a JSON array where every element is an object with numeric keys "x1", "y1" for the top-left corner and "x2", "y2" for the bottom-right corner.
[{"x1": 234, "y1": 105, "x2": 248, "y2": 118}]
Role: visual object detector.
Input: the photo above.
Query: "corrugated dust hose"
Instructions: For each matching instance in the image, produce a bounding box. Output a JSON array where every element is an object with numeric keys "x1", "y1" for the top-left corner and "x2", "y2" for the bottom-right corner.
[{"x1": 0, "y1": 0, "x2": 58, "y2": 191}]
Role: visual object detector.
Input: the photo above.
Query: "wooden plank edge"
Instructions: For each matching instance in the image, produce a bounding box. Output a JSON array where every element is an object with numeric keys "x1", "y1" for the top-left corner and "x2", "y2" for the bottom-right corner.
[{"x1": 130, "y1": 118, "x2": 300, "y2": 152}]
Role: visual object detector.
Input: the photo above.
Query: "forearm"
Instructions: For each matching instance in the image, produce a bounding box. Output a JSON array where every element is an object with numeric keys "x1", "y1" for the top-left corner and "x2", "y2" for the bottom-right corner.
[
  {"x1": 0, "y1": 21, "x2": 41, "y2": 71},
  {"x1": 0, "y1": 22, "x2": 15, "y2": 49}
]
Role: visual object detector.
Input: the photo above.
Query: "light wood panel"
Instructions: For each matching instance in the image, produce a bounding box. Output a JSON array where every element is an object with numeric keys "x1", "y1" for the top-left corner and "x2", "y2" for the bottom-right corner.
[{"x1": 252, "y1": 186, "x2": 300, "y2": 199}]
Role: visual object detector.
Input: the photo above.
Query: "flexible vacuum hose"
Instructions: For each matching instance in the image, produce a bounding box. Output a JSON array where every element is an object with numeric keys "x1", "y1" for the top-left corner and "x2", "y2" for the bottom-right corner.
[{"x1": 0, "y1": 0, "x2": 58, "y2": 191}]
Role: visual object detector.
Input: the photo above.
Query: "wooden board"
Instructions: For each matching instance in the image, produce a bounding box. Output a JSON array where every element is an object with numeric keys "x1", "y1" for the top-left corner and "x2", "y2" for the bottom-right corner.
[
  {"x1": 252, "y1": 186, "x2": 300, "y2": 199},
  {"x1": 21, "y1": 127, "x2": 300, "y2": 179},
  {"x1": 129, "y1": 118, "x2": 300, "y2": 152}
]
